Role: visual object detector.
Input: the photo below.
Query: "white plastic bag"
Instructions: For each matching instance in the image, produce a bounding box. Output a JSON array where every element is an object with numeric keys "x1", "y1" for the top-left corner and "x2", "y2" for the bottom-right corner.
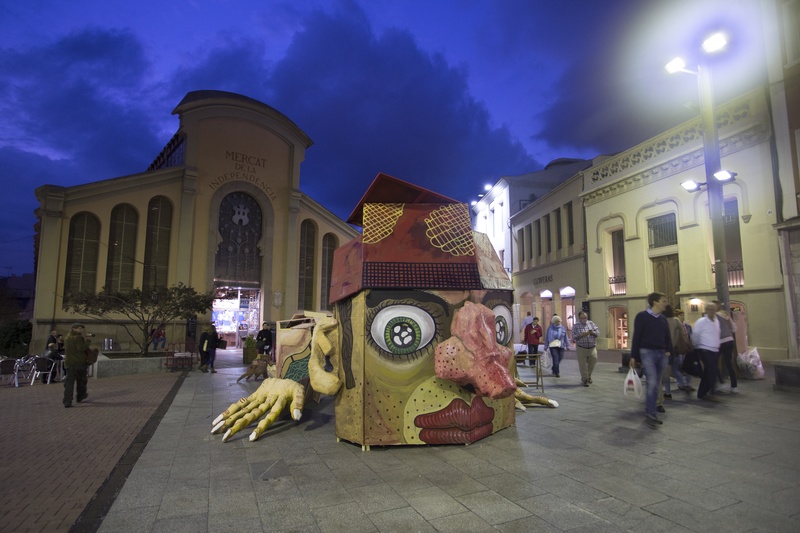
[
  {"x1": 737, "y1": 347, "x2": 765, "y2": 380},
  {"x1": 623, "y1": 368, "x2": 643, "y2": 399},
  {"x1": 540, "y1": 349, "x2": 552, "y2": 370}
]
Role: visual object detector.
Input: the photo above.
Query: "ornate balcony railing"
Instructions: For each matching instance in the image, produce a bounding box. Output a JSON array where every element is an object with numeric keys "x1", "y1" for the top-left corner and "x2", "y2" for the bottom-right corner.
[
  {"x1": 711, "y1": 261, "x2": 744, "y2": 288},
  {"x1": 608, "y1": 275, "x2": 627, "y2": 295}
]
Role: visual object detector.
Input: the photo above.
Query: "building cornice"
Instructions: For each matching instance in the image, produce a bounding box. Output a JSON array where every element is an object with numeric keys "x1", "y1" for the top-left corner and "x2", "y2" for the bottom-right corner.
[{"x1": 581, "y1": 89, "x2": 771, "y2": 207}]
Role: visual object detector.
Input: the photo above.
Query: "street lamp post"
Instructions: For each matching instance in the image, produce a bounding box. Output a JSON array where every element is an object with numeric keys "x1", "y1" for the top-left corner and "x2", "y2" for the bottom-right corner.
[
  {"x1": 697, "y1": 61, "x2": 730, "y2": 311},
  {"x1": 667, "y1": 33, "x2": 730, "y2": 311}
]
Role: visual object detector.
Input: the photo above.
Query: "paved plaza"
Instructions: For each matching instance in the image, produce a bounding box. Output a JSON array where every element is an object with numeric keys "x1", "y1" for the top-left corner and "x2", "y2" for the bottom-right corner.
[{"x1": 2, "y1": 349, "x2": 799, "y2": 532}]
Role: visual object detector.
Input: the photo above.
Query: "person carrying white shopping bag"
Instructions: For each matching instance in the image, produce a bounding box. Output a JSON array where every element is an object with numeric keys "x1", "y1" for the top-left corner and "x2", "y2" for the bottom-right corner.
[
  {"x1": 629, "y1": 292, "x2": 673, "y2": 428},
  {"x1": 544, "y1": 315, "x2": 570, "y2": 378}
]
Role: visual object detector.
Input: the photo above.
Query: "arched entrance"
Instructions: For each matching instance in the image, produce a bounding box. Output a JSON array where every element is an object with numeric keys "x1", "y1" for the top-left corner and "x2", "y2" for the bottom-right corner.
[
  {"x1": 560, "y1": 286, "x2": 576, "y2": 335},
  {"x1": 540, "y1": 289, "x2": 553, "y2": 327},
  {"x1": 609, "y1": 306, "x2": 628, "y2": 349}
]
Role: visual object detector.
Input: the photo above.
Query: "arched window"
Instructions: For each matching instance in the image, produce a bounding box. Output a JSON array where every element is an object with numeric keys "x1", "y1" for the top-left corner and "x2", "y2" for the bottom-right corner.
[
  {"x1": 106, "y1": 204, "x2": 138, "y2": 293},
  {"x1": 320, "y1": 233, "x2": 338, "y2": 310},
  {"x1": 215, "y1": 192, "x2": 262, "y2": 286},
  {"x1": 64, "y1": 212, "x2": 101, "y2": 298},
  {"x1": 143, "y1": 196, "x2": 172, "y2": 291},
  {"x1": 297, "y1": 219, "x2": 316, "y2": 310}
]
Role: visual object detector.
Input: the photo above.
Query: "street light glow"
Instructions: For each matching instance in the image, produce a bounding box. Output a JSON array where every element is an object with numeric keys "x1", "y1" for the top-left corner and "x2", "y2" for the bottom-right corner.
[
  {"x1": 714, "y1": 170, "x2": 736, "y2": 181},
  {"x1": 665, "y1": 57, "x2": 686, "y2": 74},
  {"x1": 681, "y1": 180, "x2": 701, "y2": 192},
  {"x1": 484, "y1": 184, "x2": 492, "y2": 191},
  {"x1": 702, "y1": 32, "x2": 728, "y2": 54}
]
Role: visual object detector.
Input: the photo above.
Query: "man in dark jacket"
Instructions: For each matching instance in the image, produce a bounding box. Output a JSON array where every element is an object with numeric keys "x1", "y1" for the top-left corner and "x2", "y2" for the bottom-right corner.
[
  {"x1": 629, "y1": 292, "x2": 673, "y2": 428},
  {"x1": 256, "y1": 322, "x2": 273, "y2": 356},
  {"x1": 63, "y1": 323, "x2": 93, "y2": 408}
]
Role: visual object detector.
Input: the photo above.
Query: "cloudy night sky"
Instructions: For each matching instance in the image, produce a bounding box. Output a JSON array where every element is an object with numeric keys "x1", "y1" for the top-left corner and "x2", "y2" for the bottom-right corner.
[{"x1": 0, "y1": 0, "x2": 766, "y2": 276}]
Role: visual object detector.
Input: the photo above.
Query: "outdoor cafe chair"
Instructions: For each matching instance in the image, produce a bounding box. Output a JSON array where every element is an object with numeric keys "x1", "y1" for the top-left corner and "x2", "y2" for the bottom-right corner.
[{"x1": 30, "y1": 357, "x2": 55, "y2": 385}]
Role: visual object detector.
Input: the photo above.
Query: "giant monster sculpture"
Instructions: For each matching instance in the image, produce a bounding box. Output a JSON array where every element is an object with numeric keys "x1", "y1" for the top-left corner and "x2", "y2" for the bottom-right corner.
[{"x1": 213, "y1": 174, "x2": 556, "y2": 448}]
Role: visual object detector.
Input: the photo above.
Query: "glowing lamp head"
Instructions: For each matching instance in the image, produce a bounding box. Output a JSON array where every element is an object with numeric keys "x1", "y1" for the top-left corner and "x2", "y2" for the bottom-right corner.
[{"x1": 702, "y1": 32, "x2": 728, "y2": 54}]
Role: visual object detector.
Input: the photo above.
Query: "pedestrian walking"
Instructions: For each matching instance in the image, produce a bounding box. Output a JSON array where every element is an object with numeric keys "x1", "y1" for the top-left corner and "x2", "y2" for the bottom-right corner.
[
  {"x1": 713, "y1": 300, "x2": 739, "y2": 394},
  {"x1": 544, "y1": 315, "x2": 570, "y2": 378},
  {"x1": 692, "y1": 302, "x2": 722, "y2": 401},
  {"x1": 63, "y1": 323, "x2": 93, "y2": 408},
  {"x1": 571, "y1": 311, "x2": 599, "y2": 386},
  {"x1": 629, "y1": 292, "x2": 673, "y2": 428},
  {"x1": 523, "y1": 317, "x2": 542, "y2": 364}
]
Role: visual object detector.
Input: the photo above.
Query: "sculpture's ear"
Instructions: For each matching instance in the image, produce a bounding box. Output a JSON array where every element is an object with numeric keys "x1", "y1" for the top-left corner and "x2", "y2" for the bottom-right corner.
[{"x1": 309, "y1": 317, "x2": 342, "y2": 395}]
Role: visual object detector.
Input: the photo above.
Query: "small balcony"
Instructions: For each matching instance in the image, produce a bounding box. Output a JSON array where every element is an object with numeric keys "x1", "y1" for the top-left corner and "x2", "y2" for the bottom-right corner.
[
  {"x1": 609, "y1": 275, "x2": 627, "y2": 295},
  {"x1": 711, "y1": 261, "x2": 744, "y2": 288}
]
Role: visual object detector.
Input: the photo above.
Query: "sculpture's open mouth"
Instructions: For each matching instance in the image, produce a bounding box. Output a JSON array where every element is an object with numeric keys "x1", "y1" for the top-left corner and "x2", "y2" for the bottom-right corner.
[{"x1": 414, "y1": 396, "x2": 494, "y2": 444}]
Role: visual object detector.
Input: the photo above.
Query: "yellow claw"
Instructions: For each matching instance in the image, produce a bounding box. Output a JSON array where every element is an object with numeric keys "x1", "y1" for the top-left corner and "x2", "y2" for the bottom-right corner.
[{"x1": 213, "y1": 378, "x2": 306, "y2": 443}]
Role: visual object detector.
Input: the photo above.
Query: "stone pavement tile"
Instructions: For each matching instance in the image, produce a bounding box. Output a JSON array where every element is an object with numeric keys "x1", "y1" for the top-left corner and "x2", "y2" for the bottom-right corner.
[
  {"x1": 156, "y1": 486, "x2": 209, "y2": 520},
  {"x1": 427, "y1": 510, "x2": 495, "y2": 532},
  {"x1": 377, "y1": 466, "x2": 435, "y2": 495},
  {"x1": 721, "y1": 500, "x2": 800, "y2": 532},
  {"x1": 455, "y1": 489, "x2": 531, "y2": 525},
  {"x1": 98, "y1": 505, "x2": 159, "y2": 532},
  {"x1": 366, "y1": 505, "x2": 436, "y2": 533},
  {"x1": 477, "y1": 472, "x2": 549, "y2": 501},
  {"x1": 401, "y1": 486, "x2": 468, "y2": 520},
  {"x1": 494, "y1": 512, "x2": 563, "y2": 533},
  {"x1": 712, "y1": 476, "x2": 800, "y2": 517},
  {"x1": 516, "y1": 492, "x2": 602, "y2": 530},
  {"x1": 299, "y1": 479, "x2": 357, "y2": 510},
  {"x1": 587, "y1": 474, "x2": 669, "y2": 508},
  {"x1": 106, "y1": 467, "x2": 169, "y2": 511},
  {"x1": 151, "y1": 511, "x2": 208, "y2": 533},
  {"x1": 252, "y1": 475, "x2": 303, "y2": 505},
  {"x1": 348, "y1": 482, "x2": 408, "y2": 514},
  {"x1": 330, "y1": 462, "x2": 383, "y2": 489},
  {"x1": 532, "y1": 473, "x2": 612, "y2": 504},
  {"x1": 208, "y1": 488, "x2": 259, "y2": 518},
  {"x1": 423, "y1": 467, "x2": 489, "y2": 498},
  {"x1": 310, "y1": 501, "x2": 377, "y2": 533},
  {"x1": 644, "y1": 497, "x2": 747, "y2": 532},
  {"x1": 260, "y1": 495, "x2": 319, "y2": 531},
  {"x1": 577, "y1": 496, "x2": 691, "y2": 532},
  {"x1": 208, "y1": 513, "x2": 264, "y2": 533}
]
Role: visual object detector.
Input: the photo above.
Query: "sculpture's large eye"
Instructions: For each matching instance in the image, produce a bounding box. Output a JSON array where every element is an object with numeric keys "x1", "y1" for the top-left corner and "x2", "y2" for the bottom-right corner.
[
  {"x1": 492, "y1": 305, "x2": 512, "y2": 346},
  {"x1": 370, "y1": 305, "x2": 437, "y2": 357}
]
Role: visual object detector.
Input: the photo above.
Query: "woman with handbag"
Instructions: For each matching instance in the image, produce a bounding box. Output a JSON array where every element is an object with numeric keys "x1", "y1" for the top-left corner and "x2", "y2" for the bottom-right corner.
[{"x1": 544, "y1": 315, "x2": 571, "y2": 377}]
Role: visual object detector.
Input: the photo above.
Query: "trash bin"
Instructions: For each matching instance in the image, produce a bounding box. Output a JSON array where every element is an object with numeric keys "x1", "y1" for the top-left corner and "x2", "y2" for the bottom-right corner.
[{"x1": 619, "y1": 350, "x2": 631, "y2": 373}]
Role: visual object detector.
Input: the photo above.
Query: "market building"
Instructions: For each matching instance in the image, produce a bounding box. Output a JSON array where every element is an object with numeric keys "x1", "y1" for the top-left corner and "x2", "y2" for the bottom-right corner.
[{"x1": 31, "y1": 91, "x2": 358, "y2": 352}]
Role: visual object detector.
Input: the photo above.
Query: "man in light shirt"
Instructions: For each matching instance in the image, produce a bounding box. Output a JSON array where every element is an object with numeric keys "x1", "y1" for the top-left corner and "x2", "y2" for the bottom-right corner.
[{"x1": 691, "y1": 302, "x2": 721, "y2": 401}]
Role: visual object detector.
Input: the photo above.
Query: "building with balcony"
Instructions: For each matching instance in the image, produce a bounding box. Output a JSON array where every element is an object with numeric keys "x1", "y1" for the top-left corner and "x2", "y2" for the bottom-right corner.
[{"x1": 582, "y1": 87, "x2": 787, "y2": 359}]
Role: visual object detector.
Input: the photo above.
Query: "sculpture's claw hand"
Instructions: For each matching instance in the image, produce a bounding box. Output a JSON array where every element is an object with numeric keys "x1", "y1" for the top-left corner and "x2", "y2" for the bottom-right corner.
[{"x1": 212, "y1": 378, "x2": 306, "y2": 442}]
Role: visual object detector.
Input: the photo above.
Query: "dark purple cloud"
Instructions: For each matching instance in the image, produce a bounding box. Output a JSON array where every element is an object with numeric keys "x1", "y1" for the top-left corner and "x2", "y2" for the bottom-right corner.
[{"x1": 264, "y1": 6, "x2": 536, "y2": 217}]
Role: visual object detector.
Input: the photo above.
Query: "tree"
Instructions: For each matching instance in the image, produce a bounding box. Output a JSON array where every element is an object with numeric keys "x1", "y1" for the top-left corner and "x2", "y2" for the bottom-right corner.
[{"x1": 64, "y1": 283, "x2": 214, "y2": 354}]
